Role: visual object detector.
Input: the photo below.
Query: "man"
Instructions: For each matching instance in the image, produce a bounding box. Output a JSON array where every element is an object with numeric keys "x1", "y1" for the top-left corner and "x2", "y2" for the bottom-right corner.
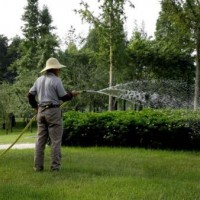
[{"x1": 28, "y1": 57, "x2": 80, "y2": 172}]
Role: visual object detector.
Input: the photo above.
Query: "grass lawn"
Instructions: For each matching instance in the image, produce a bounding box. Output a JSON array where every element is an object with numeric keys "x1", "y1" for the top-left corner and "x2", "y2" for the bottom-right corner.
[
  {"x1": 0, "y1": 127, "x2": 37, "y2": 144},
  {"x1": 0, "y1": 146, "x2": 200, "y2": 200}
]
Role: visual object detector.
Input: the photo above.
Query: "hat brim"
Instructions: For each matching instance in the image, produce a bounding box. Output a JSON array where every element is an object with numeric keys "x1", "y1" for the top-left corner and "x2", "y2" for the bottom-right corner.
[{"x1": 40, "y1": 64, "x2": 66, "y2": 73}]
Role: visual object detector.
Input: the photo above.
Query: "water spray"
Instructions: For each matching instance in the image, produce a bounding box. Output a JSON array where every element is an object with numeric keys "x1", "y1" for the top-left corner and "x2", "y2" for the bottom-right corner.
[{"x1": 80, "y1": 80, "x2": 193, "y2": 108}]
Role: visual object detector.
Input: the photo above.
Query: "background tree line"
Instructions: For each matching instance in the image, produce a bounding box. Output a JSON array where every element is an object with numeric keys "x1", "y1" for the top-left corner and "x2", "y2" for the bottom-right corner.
[{"x1": 0, "y1": 0, "x2": 198, "y2": 130}]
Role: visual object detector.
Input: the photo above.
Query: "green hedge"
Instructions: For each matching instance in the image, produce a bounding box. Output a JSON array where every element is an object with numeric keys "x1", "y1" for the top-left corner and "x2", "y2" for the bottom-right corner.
[{"x1": 62, "y1": 109, "x2": 200, "y2": 150}]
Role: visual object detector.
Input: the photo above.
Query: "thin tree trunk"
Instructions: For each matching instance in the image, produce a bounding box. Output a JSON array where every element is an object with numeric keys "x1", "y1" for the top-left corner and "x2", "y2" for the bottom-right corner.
[
  {"x1": 108, "y1": 0, "x2": 114, "y2": 111},
  {"x1": 194, "y1": 29, "x2": 200, "y2": 110},
  {"x1": 108, "y1": 40, "x2": 114, "y2": 111}
]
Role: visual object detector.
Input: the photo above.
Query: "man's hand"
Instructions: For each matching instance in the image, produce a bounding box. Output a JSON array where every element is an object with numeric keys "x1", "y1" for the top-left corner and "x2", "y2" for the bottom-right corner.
[
  {"x1": 35, "y1": 107, "x2": 38, "y2": 113},
  {"x1": 71, "y1": 91, "x2": 81, "y2": 97}
]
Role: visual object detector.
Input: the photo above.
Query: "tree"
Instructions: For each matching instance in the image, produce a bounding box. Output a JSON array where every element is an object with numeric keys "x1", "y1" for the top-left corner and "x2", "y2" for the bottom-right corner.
[
  {"x1": 128, "y1": 30, "x2": 194, "y2": 81},
  {"x1": 19, "y1": 1, "x2": 59, "y2": 72},
  {"x1": 53, "y1": 27, "x2": 108, "y2": 112},
  {"x1": 19, "y1": 0, "x2": 40, "y2": 72},
  {"x1": 0, "y1": 35, "x2": 21, "y2": 83},
  {"x1": 0, "y1": 83, "x2": 20, "y2": 133},
  {"x1": 7, "y1": 36, "x2": 23, "y2": 83},
  {"x1": 0, "y1": 35, "x2": 9, "y2": 82},
  {"x1": 127, "y1": 29, "x2": 153, "y2": 80},
  {"x1": 37, "y1": 5, "x2": 59, "y2": 69},
  {"x1": 154, "y1": 0, "x2": 194, "y2": 82},
  {"x1": 76, "y1": 0, "x2": 132, "y2": 110},
  {"x1": 13, "y1": 0, "x2": 59, "y2": 119},
  {"x1": 157, "y1": 0, "x2": 199, "y2": 110},
  {"x1": 81, "y1": 28, "x2": 111, "y2": 92}
]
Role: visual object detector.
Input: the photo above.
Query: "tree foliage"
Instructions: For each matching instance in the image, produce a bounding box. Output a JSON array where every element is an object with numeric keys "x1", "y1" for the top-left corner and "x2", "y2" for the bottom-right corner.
[
  {"x1": 76, "y1": 0, "x2": 130, "y2": 110},
  {"x1": 11, "y1": 0, "x2": 59, "y2": 119},
  {"x1": 0, "y1": 35, "x2": 9, "y2": 82},
  {"x1": 156, "y1": 0, "x2": 199, "y2": 109},
  {"x1": 0, "y1": 0, "x2": 199, "y2": 122}
]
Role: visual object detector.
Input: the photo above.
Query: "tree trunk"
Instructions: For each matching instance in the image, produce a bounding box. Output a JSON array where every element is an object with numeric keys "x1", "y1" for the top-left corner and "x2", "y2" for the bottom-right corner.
[
  {"x1": 108, "y1": 41, "x2": 114, "y2": 110},
  {"x1": 108, "y1": 1, "x2": 115, "y2": 111},
  {"x1": 194, "y1": 29, "x2": 200, "y2": 110}
]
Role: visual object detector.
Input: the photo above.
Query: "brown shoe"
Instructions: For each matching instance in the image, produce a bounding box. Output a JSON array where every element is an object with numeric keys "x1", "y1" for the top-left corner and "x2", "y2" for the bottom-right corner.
[
  {"x1": 51, "y1": 168, "x2": 60, "y2": 172},
  {"x1": 34, "y1": 166, "x2": 44, "y2": 172}
]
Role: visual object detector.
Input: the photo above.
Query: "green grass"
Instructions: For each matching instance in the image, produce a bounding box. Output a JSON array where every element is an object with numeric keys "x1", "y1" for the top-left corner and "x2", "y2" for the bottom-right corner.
[
  {"x1": 0, "y1": 128, "x2": 37, "y2": 144},
  {"x1": 0, "y1": 117, "x2": 37, "y2": 144},
  {"x1": 0, "y1": 133, "x2": 36, "y2": 144},
  {"x1": 0, "y1": 147, "x2": 200, "y2": 200}
]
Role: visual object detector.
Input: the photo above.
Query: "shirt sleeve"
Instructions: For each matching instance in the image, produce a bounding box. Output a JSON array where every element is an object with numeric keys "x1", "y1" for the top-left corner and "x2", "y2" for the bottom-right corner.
[
  {"x1": 56, "y1": 79, "x2": 73, "y2": 101},
  {"x1": 29, "y1": 81, "x2": 37, "y2": 96},
  {"x1": 59, "y1": 92, "x2": 73, "y2": 101},
  {"x1": 28, "y1": 79, "x2": 39, "y2": 108},
  {"x1": 27, "y1": 93, "x2": 38, "y2": 108},
  {"x1": 55, "y1": 79, "x2": 67, "y2": 98}
]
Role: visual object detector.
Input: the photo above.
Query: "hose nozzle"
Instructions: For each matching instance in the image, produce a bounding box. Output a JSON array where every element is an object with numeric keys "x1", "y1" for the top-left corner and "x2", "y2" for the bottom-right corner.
[
  {"x1": 78, "y1": 90, "x2": 97, "y2": 94},
  {"x1": 79, "y1": 90, "x2": 87, "y2": 94}
]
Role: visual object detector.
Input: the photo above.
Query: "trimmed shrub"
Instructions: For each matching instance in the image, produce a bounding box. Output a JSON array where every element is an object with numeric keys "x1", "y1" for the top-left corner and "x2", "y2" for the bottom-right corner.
[{"x1": 62, "y1": 109, "x2": 200, "y2": 150}]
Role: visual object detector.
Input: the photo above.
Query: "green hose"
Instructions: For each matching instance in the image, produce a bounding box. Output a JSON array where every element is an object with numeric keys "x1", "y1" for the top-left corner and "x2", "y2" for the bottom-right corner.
[
  {"x1": 0, "y1": 91, "x2": 94, "y2": 159},
  {"x1": 0, "y1": 115, "x2": 36, "y2": 159},
  {"x1": 0, "y1": 101, "x2": 69, "y2": 159}
]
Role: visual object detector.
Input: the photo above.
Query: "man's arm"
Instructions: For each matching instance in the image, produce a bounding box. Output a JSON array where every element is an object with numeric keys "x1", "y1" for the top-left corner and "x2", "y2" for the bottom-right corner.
[
  {"x1": 27, "y1": 93, "x2": 38, "y2": 109},
  {"x1": 59, "y1": 91, "x2": 80, "y2": 102}
]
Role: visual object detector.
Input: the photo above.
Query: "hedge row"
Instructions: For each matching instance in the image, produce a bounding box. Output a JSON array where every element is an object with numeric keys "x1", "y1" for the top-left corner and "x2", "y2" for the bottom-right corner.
[{"x1": 62, "y1": 109, "x2": 200, "y2": 150}]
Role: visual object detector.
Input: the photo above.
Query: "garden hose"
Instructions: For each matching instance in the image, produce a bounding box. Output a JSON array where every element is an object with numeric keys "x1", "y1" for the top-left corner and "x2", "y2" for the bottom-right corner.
[
  {"x1": 0, "y1": 115, "x2": 36, "y2": 159},
  {"x1": 0, "y1": 90, "x2": 92, "y2": 159}
]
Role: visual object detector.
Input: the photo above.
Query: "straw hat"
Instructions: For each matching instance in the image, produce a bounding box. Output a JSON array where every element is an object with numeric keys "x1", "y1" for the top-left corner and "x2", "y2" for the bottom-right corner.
[{"x1": 40, "y1": 57, "x2": 66, "y2": 73}]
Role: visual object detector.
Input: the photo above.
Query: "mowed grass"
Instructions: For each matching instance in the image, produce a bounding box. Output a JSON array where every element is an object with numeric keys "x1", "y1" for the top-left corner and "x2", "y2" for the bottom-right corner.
[
  {"x1": 0, "y1": 146, "x2": 200, "y2": 200},
  {"x1": 0, "y1": 128, "x2": 37, "y2": 144}
]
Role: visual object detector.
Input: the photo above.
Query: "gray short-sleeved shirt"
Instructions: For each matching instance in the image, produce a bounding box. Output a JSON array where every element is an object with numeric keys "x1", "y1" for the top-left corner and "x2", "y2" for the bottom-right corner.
[{"x1": 29, "y1": 72, "x2": 67, "y2": 106}]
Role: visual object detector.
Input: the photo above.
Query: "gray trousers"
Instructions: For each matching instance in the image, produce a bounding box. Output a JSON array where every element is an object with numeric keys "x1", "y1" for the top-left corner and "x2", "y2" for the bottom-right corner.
[{"x1": 34, "y1": 107, "x2": 63, "y2": 170}]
